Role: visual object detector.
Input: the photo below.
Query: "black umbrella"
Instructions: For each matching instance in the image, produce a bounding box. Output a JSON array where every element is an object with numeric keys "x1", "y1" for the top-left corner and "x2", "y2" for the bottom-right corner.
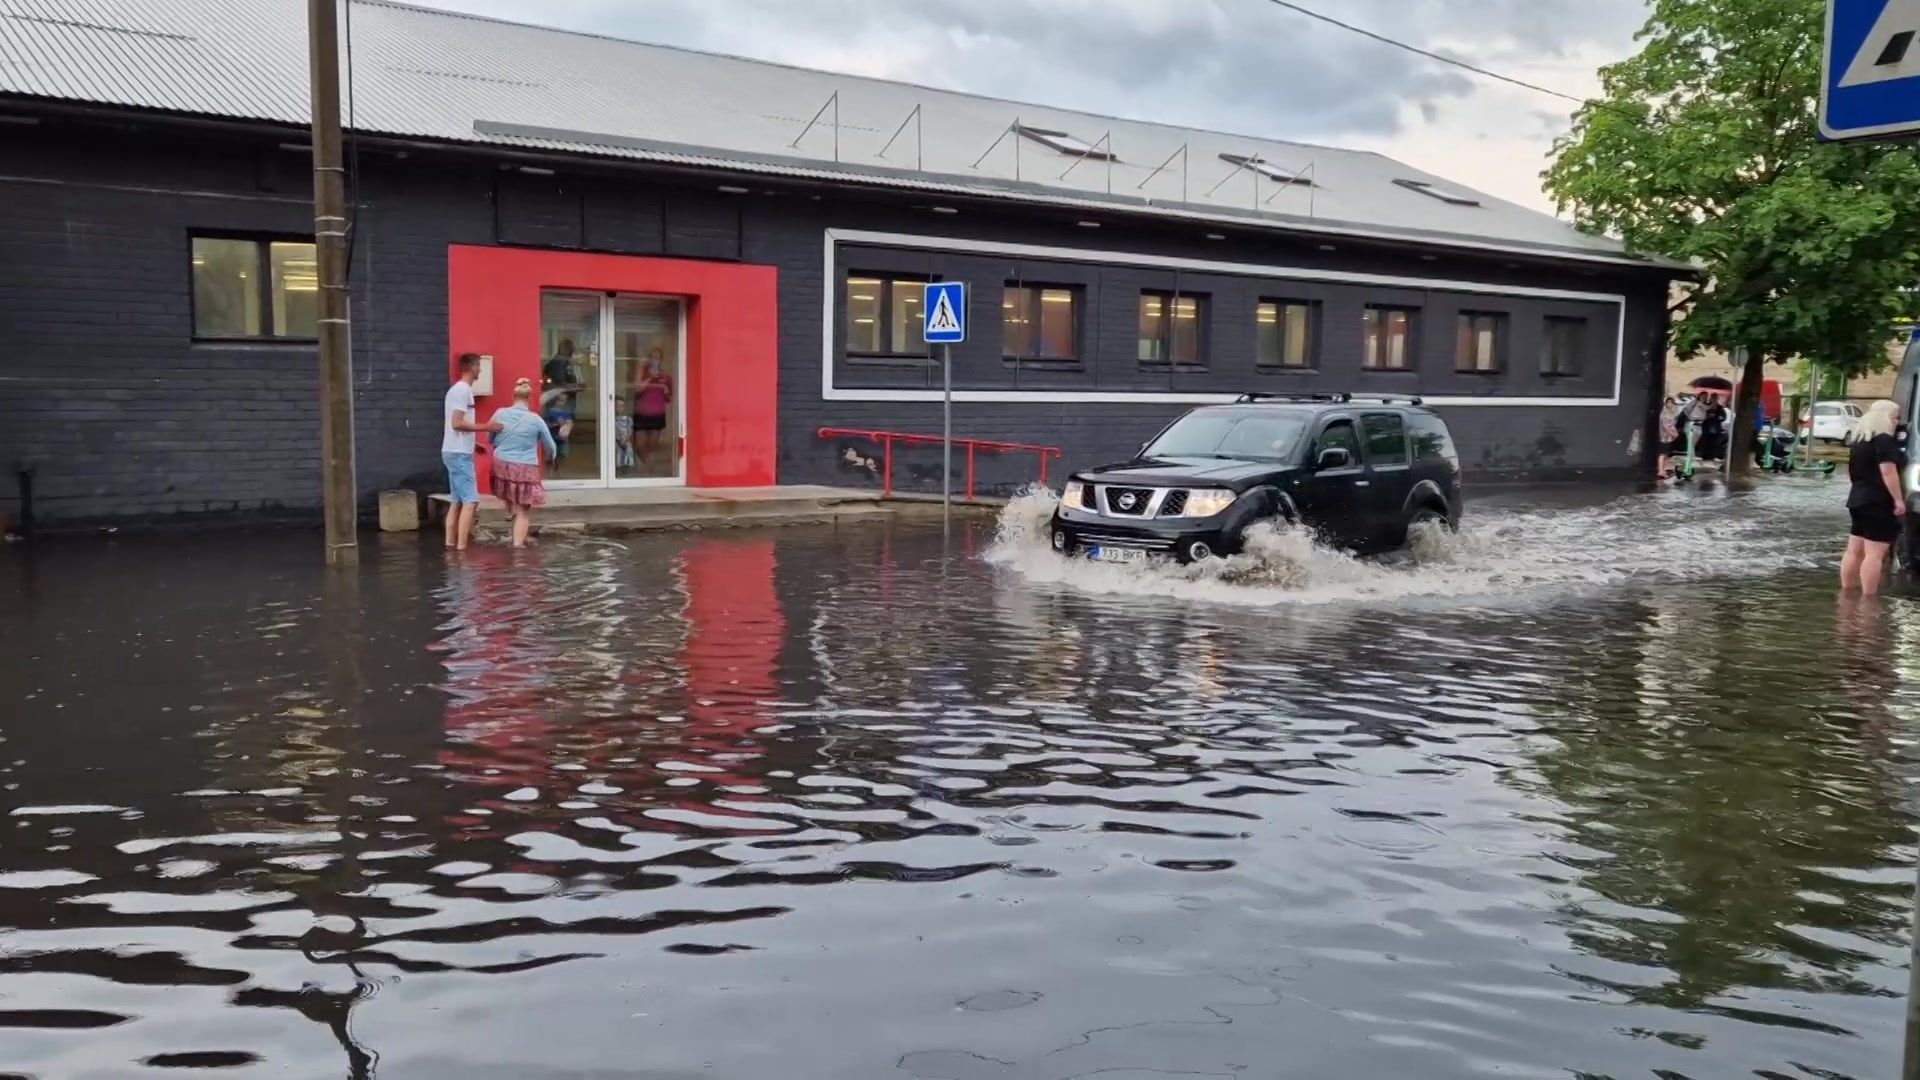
[{"x1": 1689, "y1": 375, "x2": 1735, "y2": 392}]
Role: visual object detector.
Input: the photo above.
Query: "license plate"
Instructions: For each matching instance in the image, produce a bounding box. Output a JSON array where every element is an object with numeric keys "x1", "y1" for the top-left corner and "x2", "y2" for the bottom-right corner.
[{"x1": 1087, "y1": 545, "x2": 1147, "y2": 564}]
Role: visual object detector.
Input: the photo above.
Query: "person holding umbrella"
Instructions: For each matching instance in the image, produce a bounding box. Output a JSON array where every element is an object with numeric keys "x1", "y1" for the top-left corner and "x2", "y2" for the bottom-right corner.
[
  {"x1": 1695, "y1": 380, "x2": 1732, "y2": 462},
  {"x1": 1671, "y1": 375, "x2": 1733, "y2": 479}
]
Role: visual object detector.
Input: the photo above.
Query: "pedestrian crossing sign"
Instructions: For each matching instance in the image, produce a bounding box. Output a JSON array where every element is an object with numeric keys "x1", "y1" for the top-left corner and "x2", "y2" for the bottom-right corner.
[
  {"x1": 923, "y1": 281, "x2": 966, "y2": 344},
  {"x1": 1822, "y1": 0, "x2": 1920, "y2": 140}
]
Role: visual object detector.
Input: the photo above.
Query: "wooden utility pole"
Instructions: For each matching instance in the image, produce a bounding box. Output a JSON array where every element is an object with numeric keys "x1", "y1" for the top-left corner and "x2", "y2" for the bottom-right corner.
[{"x1": 308, "y1": 0, "x2": 358, "y2": 567}]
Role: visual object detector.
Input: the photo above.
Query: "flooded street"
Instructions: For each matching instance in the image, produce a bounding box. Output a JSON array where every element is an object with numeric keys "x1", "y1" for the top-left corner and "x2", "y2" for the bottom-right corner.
[{"x1": 4, "y1": 482, "x2": 1919, "y2": 1079}]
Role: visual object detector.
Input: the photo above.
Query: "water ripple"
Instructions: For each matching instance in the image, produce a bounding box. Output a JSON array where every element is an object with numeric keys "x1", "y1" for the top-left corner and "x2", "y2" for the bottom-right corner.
[{"x1": 0, "y1": 487, "x2": 1915, "y2": 1078}]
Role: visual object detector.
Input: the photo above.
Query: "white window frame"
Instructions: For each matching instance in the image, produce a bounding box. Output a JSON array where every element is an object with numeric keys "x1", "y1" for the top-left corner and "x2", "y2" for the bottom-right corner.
[{"x1": 819, "y1": 228, "x2": 1628, "y2": 407}]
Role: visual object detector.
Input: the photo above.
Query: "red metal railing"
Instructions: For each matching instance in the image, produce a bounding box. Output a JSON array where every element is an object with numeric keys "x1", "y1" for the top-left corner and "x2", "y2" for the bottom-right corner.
[{"x1": 817, "y1": 428, "x2": 1062, "y2": 500}]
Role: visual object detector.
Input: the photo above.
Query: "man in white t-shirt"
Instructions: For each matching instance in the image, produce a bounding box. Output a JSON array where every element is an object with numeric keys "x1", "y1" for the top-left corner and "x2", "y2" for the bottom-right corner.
[{"x1": 443, "y1": 352, "x2": 503, "y2": 551}]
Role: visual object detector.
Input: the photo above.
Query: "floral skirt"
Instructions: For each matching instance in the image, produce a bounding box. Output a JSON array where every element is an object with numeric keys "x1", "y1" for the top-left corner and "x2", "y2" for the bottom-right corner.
[{"x1": 489, "y1": 459, "x2": 546, "y2": 508}]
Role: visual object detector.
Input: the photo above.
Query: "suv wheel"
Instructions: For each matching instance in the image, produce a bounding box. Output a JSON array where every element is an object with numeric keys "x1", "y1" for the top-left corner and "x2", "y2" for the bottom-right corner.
[{"x1": 1408, "y1": 505, "x2": 1451, "y2": 533}]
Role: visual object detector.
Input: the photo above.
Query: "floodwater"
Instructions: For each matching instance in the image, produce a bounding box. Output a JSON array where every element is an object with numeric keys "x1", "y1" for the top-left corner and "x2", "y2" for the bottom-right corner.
[{"x1": 2, "y1": 481, "x2": 1918, "y2": 1079}]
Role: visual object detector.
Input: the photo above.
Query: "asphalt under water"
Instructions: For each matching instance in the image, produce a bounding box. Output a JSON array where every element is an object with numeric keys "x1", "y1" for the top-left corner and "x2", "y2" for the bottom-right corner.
[{"x1": 2, "y1": 480, "x2": 1918, "y2": 1079}]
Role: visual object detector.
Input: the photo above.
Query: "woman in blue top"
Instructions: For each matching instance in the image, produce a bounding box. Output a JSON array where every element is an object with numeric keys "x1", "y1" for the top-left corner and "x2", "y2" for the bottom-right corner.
[{"x1": 488, "y1": 377, "x2": 559, "y2": 548}]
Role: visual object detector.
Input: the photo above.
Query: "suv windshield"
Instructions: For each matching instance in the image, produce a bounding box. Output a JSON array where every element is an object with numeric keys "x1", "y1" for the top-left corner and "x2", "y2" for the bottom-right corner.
[{"x1": 1142, "y1": 411, "x2": 1308, "y2": 462}]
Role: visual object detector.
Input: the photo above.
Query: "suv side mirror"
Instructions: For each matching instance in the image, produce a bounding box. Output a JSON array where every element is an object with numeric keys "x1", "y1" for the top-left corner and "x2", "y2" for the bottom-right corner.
[{"x1": 1316, "y1": 446, "x2": 1351, "y2": 470}]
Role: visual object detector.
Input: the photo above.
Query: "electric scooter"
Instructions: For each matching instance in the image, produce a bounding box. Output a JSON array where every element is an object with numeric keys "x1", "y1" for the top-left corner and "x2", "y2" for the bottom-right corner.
[
  {"x1": 1757, "y1": 423, "x2": 1796, "y2": 473},
  {"x1": 1790, "y1": 427, "x2": 1840, "y2": 478},
  {"x1": 1672, "y1": 420, "x2": 1701, "y2": 483}
]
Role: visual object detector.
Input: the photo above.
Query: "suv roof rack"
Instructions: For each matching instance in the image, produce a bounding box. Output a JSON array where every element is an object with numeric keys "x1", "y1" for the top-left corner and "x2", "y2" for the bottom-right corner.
[{"x1": 1234, "y1": 392, "x2": 1426, "y2": 406}]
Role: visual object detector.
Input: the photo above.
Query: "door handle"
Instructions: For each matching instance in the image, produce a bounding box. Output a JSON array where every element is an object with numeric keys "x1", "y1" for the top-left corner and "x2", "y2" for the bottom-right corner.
[{"x1": 1353, "y1": 480, "x2": 1371, "y2": 487}]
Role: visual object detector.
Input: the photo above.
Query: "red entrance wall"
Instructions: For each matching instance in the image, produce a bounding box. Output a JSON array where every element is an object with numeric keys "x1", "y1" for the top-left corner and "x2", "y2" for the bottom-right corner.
[{"x1": 446, "y1": 245, "x2": 778, "y2": 489}]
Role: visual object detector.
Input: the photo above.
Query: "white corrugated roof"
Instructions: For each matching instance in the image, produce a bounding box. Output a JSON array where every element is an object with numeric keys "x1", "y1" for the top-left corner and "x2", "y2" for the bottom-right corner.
[{"x1": 0, "y1": 0, "x2": 1665, "y2": 268}]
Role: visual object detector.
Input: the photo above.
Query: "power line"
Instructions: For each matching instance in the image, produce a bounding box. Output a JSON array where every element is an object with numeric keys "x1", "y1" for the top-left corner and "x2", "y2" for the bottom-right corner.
[{"x1": 1259, "y1": 0, "x2": 1597, "y2": 109}]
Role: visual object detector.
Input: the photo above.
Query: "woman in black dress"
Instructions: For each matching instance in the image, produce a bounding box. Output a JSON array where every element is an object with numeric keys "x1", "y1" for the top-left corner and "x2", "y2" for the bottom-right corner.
[{"x1": 1839, "y1": 399, "x2": 1905, "y2": 595}]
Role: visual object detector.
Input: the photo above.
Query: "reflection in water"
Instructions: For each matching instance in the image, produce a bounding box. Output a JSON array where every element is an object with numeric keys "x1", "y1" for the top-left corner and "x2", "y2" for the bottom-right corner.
[
  {"x1": 1533, "y1": 593, "x2": 1912, "y2": 1031},
  {"x1": 0, "y1": 485, "x2": 1917, "y2": 1079}
]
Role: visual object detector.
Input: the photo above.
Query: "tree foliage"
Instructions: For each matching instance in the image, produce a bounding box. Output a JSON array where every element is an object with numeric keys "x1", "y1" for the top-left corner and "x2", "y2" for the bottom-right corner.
[{"x1": 1544, "y1": 0, "x2": 1920, "y2": 465}]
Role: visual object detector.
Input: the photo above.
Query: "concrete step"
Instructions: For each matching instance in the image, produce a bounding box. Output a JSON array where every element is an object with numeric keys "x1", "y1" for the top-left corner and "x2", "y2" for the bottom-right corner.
[
  {"x1": 474, "y1": 502, "x2": 898, "y2": 540},
  {"x1": 430, "y1": 485, "x2": 1001, "y2": 539},
  {"x1": 483, "y1": 495, "x2": 859, "y2": 526}
]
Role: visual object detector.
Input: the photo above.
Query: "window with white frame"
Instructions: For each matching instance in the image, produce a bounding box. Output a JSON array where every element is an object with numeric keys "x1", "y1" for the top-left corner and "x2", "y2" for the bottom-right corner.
[{"x1": 845, "y1": 274, "x2": 930, "y2": 358}]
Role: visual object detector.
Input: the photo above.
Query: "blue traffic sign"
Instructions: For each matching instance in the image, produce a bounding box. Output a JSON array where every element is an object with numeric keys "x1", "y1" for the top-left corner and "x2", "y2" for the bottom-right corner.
[
  {"x1": 923, "y1": 281, "x2": 965, "y2": 344},
  {"x1": 1822, "y1": 0, "x2": 1920, "y2": 141}
]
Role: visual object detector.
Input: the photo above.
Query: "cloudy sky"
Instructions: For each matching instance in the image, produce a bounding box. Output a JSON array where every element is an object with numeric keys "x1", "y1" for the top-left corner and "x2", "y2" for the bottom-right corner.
[{"x1": 418, "y1": 0, "x2": 1651, "y2": 214}]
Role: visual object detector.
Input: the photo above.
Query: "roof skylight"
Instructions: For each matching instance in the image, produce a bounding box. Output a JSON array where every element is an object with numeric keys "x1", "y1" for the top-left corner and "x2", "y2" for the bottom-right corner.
[
  {"x1": 1394, "y1": 178, "x2": 1482, "y2": 206},
  {"x1": 1015, "y1": 124, "x2": 1115, "y2": 161},
  {"x1": 1219, "y1": 153, "x2": 1313, "y2": 186}
]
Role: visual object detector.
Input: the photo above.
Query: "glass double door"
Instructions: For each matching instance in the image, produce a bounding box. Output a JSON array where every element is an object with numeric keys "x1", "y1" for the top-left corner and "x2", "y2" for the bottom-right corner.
[{"x1": 538, "y1": 291, "x2": 684, "y2": 485}]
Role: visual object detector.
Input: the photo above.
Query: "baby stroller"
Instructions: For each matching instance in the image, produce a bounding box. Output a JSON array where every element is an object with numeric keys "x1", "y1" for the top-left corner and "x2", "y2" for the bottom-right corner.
[{"x1": 1754, "y1": 421, "x2": 1796, "y2": 473}]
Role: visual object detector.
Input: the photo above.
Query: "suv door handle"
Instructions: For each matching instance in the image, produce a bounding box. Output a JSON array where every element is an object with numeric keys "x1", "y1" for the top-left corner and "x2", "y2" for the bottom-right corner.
[{"x1": 1353, "y1": 480, "x2": 1371, "y2": 487}]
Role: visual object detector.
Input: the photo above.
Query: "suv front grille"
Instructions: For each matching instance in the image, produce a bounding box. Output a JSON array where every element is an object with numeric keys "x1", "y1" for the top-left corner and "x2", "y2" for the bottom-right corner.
[
  {"x1": 1159, "y1": 490, "x2": 1188, "y2": 517},
  {"x1": 1077, "y1": 532, "x2": 1175, "y2": 551},
  {"x1": 1103, "y1": 487, "x2": 1155, "y2": 515}
]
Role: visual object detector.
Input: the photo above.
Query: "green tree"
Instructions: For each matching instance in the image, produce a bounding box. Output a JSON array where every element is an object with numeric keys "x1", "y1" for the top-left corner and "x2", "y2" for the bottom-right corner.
[
  {"x1": 1544, "y1": 0, "x2": 1920, "y2": 470},
  {"x1": 1788, "y1": 358, "x2": 1849, "y2": 402}
]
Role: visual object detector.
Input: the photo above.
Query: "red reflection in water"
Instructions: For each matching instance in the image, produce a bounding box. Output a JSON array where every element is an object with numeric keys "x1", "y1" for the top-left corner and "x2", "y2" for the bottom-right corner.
[
  {"x1": 435, "y1": 552, "x2": 559, "y2": 827},
  {"x1": 431, "y1": 540, "x2": 787, "y2": 836},
  {"x1": 671, "y1": 539, "x2": 786, "y2": 808}
]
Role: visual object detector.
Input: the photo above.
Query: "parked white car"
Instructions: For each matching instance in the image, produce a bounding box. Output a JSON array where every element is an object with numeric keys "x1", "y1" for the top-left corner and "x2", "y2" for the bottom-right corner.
[{"x1": 1799, "y1": 401, "x2": 1862, "y2": 444}]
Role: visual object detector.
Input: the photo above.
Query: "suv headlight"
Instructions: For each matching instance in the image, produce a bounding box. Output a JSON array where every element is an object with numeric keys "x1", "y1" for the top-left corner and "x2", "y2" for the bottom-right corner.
[
  {"x1": 1177, "y1": 489, "x2": 1236, "y2": 518},
  {"x1": 1062, "y1": 480, "x2": 1089, "y2": 510}
]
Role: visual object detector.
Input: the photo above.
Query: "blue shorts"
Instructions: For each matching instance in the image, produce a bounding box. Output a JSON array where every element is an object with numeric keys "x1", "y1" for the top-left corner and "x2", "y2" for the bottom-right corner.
[{"x1": 443, "y1": 451, "x2": 479, "y2": 505}]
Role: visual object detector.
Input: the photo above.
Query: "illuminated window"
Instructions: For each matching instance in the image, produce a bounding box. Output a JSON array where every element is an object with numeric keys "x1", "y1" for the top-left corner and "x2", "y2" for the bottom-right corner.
[
  {"x1": 1256, "y1": 300, "x2": 1316, "y2": 369},
  {"x1": 1003, "y1": 284, "x2": 1079, "y2": 361},
  {"x1": 1363, "y1": 306, "x2": 1418, "y2": 371},
  {"x1": 191, "y1": 235, "x2": 317, "y2": 339},
  {"x1": 844, "y1": 273, "x2": 929, "y2": 357},
  {"x1": 1139, "y1": 290, "x2": 1208, "y2": 366}
]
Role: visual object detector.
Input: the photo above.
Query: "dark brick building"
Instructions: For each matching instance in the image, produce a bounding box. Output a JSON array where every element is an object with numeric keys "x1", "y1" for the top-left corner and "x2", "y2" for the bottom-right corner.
[{"x1": 0, "y1": 0, "x2": 1682, "y2": 529}]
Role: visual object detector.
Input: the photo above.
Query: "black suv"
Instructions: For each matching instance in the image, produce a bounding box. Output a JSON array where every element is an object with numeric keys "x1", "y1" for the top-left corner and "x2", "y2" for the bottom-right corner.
[{"x1": 1049, "y1": 393, "x2": 1463, "y2": 564}]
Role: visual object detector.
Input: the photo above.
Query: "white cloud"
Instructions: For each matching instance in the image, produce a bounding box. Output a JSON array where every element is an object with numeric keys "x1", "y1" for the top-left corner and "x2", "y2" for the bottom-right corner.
[{"x1": 411, "y1": 0, "x2": 1645, "y2": 214}]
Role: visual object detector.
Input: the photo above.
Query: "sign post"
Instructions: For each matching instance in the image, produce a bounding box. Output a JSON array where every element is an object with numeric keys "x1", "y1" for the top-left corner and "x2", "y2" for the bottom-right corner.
[
  {"x1": 1823, "y1": 12, "x2": 1920, "y2": 1067},
  {"x1": 923, "y1": 281, "x2": 967, "y2": 517},
  {"x1": 1821, "y1": 0, "x2": 1920, "y2": 142}
]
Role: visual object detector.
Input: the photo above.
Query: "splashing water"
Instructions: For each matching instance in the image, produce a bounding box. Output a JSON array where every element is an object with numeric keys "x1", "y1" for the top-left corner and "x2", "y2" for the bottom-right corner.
[{"x1": 987, "y1": 482, "x2": 1844, "y2": 606}]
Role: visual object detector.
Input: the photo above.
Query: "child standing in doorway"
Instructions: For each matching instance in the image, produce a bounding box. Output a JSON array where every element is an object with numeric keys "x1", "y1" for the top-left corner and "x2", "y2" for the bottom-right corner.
[{"x1": 614, "y1": 398, "x2": 636, "y2": 471}]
